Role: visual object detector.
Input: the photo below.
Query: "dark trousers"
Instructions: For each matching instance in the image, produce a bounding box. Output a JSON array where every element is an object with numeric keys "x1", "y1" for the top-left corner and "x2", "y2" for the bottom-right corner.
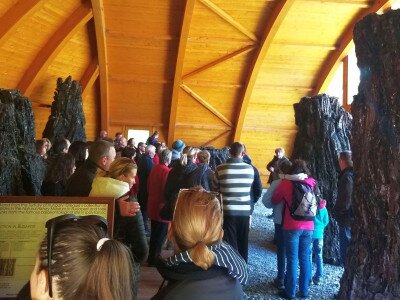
[
  {"x1": 148, "y1": 220, "x2": 168, "y2": 264},
  {"x1": 339, "y1": 225, "x2": 351, "y2": 266},
  {"x1": 223, "y1": 215, "x2": 249, "y2": 262}
]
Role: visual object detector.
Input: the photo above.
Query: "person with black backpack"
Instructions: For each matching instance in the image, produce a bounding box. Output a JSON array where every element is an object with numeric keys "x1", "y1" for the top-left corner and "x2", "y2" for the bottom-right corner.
[{"x1": 272, "y1": 159, "x2": 318, "y2": 299}]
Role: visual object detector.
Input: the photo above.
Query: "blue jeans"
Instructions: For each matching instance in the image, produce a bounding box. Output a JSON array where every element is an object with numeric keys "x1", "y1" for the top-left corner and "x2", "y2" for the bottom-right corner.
[
  {"x1": 339, "y1": 225, "x2": 351, "y2": 266},
  {"x1": 312, "y1": 238, "x2": 323, "y2": 279},
  {"x1": 284, "y1": 229, "x2": 313, "y2": 297},
  {"x1": 275, "y1": 224, "x2": 285, "y2": 281}
]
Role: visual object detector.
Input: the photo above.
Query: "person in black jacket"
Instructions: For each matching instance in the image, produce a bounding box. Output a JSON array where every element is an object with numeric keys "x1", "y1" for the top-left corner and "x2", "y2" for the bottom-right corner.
[
  {"x1": 162, "y1": 147, "x2": 198, "y2": 220},
  {"x1": 153, "y1": 188, "x2": 247, "y2": 300},
  {"x1": 41, "y1": 153, "x2": 76, "y2": 196},
  {"x1": 243, "y1": 153, "x2": 262, "y2": 215},
  {"x1": 137, "y1": 144, "x2": 156, "y2": 232},
  {"x1": 64, "y1": 140, "x2": 139, "y2": 217},
  {"x1": 186, "y1": 150, "x2": 214, "y2": 191},
  {"x1": 266, "y1": 147, "x2": 290, "y2": 184},
  {"x1": 334, "y1": 150, "x2": 353, "y2": 266}
]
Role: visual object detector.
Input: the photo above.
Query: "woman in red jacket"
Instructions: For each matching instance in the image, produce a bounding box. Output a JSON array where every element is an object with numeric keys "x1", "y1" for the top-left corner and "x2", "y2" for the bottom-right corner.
[{"x1": 147, "y1": 149, "x2": 172, "y2": 265}]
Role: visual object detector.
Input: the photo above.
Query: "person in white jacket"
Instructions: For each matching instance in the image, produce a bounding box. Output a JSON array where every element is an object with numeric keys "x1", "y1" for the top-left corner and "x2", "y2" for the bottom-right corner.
[{"x1": 90, "y1": 157, "x2": 148, "y2": 299}]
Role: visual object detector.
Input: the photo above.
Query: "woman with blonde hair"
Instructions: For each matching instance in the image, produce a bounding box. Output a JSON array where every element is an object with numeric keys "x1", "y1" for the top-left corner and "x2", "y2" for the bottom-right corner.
[
  {"x1": 153, "y1": 188, "x2": 247, "y2": 300},
  {"x1": 90, "y1": 157, "x2": 148, "y2": 299}
]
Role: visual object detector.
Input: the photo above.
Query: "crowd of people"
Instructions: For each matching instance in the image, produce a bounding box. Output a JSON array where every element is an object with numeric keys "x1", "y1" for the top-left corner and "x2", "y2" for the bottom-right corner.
[{"x1": 29, "y1": 131, "x2": 353, "y2": 300}]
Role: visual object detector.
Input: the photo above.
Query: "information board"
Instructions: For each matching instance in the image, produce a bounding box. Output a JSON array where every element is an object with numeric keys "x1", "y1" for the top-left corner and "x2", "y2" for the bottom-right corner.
[{"x1": 0, "y1": 196, "x2": 115, "y2": 299}]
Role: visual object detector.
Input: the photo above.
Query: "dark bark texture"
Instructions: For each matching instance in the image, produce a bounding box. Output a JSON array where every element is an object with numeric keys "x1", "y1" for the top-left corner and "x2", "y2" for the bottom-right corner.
[
  {"x1": 338, "y1": 10, "x2": 400, "y2": 299},
  {"x1": 291, "y1": 94, "x2": 352, "y2": 265},
  {"x1": 0, "y1": 89, "x2": 45, "y2": 195},
  {"x1": 42, "y1": 76, "x2": 86, "y2": 143}
]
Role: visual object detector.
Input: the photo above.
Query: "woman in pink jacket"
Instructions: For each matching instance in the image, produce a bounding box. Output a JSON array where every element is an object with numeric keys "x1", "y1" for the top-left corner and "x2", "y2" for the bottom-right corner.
[{"x1": 272, "y1": 159, "x2": 316, "y2": 299}]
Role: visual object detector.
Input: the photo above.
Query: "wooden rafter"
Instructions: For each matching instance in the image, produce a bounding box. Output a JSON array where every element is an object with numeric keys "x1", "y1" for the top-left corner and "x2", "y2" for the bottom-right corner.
[
  {"x1": 199, "y1": 0, "x2": 258, "y2": 42},
  {"x1": 91, "y1": 0, "x2": 109, "y2": 132},
  {"x1": 233, "y1": 0, "x2": 295, "y2": 141},
  {"x1": 17, "y1": 3, "x2": 93, "y2": 96},
  {"x1": 201, "y1": 129, "x2": 231, "y2": 147},
  {"x1": 312, "y1": 0, "x2": 392, "y2": 95},
  {"x1": 181, "y1": 83, "x2": 233, "y2": 127},
  {"x1": 182, "y1": 45, "x2": 255, "y2": 80},
  {"x1": 0, "y1": 0, "x2": 44, "y2": 48},
  {"x1": 167, "y1": 0, "x2": 196, "y2": 146},
  {"x1": 80, "y1": 59, "x2": 99, "y2": 97}
]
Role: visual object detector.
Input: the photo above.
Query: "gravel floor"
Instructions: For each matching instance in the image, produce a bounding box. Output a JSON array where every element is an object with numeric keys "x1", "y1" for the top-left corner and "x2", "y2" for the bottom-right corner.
[{"x1": 244, "y1": 198, "x2": 343, "y2": 299}]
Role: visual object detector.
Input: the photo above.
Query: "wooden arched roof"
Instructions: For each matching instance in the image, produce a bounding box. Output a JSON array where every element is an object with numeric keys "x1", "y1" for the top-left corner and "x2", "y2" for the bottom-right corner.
[{"x1": 0, "y1": 0, "x2": 394, "y2": 183}]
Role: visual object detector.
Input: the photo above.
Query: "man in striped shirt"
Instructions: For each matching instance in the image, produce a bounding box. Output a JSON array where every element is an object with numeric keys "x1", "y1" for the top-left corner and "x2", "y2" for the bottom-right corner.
[{"x1": 213, "y1": 142, "x2": 254, "y2": 262}]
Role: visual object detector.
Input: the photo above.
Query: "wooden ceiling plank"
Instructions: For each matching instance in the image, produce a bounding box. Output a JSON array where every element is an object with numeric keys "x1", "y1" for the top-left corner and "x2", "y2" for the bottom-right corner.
[
  {"x1": 201, "y1": 129, "x2": 231, "y2": 147},
  {"x1": 91, "y1": 0, "x2": 109, "y2": 131},
  {"x1": 80, "y1": 59, "x2": 99, "y2": 97},
  {"x1": 312, "y1": 0, "x2": 392, "y2": 95},
  {"x1": 182, "y1": 44, "x2": 255, "y2": 80},
  {"x1": 303, "y1": 0, "x2": 373, "y2": 6},
  {"x1": 0, "y1": 0, "x2": 44, "y2": 48},
  {"x1": 176, "y1": 123, "x2": 231, "y2": 130},
  {"x1": 181, "y1": 83, "x2": 233, "y2": 127},
  {"x1": 199, "y1": 0, "x2": 258, "y2": 42},
  {"x1": 273, "y1": 41, "x2": 337, "y2": 50},
  {"x1": 168, "y1": 0, "x2": 196, "y2": 146},
  {"x1": 233, "y1": 0, "x2": 295, "y2": 141},
  {"x1": 16, "y1": 3, "x2": 93, "y2": 96}
]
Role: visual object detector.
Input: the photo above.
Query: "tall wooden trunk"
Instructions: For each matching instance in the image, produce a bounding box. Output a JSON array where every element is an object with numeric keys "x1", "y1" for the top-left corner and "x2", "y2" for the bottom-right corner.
[{"x1": 338, "y1": 10, "x2": 400, "y2": 299}]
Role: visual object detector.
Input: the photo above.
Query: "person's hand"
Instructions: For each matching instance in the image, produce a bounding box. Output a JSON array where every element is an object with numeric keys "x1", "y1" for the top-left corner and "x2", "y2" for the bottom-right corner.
[{"x1": 117, "y1": 195, "x2": 140, "y2": 216}]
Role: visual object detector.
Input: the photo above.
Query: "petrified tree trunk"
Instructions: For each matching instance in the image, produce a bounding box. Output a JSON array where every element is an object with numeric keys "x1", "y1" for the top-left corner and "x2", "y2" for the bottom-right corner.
[
  {"x1": 338, "y1": 10, "x2": 400, "y2": 299},
  {"x1": 0, "y1": 89, "x2": 45, "y2": 195},
  {"x1": 292, "y1": 94, "x2": 352, "y2": 265},
  {"x1": 42, "y1": 76, "x2": 86, "y2": 143}
]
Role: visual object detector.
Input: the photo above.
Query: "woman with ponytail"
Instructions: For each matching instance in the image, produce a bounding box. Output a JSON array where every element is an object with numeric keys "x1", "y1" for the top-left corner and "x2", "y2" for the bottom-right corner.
[
  {"x1": 153, "y1": 187, "x2": 247, "y2": 300},
  {"x1": 29, "y1": 215, "x2": 133, "y2": 300},
  {"x1": 89, "y1": 157, "x2": 148, "y2": 299}
]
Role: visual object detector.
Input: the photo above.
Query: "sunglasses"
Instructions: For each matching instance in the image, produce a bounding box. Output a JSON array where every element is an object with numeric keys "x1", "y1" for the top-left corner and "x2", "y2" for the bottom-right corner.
[
  {"x1": 45, "y1": 214, "x2": 108, "y2": 297},
  {"x1": 173, "y1": 188, "x2": 223, "y2": 221}
]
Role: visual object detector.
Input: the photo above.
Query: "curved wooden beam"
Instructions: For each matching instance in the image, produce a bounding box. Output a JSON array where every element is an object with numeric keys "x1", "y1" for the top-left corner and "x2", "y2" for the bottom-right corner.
[
  {"x1": 233, "y1": 0, "x2": 295, "y2": 142},
  {"x1": 0, "y1": 0, "x2": 44, "y2": 48},
  {"x1": 167, "y1": 0, "x2": 196, "y2": 146},
  {"x1": 90, "y1": 0, "x2": 109, "y2": 132},
  {"x1": 80, "y1": 59, "x2": 99, "y2": 97},
  {"x1": 17, "y1": 3, "x2": 93, "y2": 97},
  {"x1": 312, "y1": 0, "x2": 392, "y2": 95}
]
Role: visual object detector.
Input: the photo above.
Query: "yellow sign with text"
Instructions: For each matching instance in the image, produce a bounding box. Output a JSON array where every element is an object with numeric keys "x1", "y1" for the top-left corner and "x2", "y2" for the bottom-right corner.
[{"x1": 0, "y1": 197, "x2": 114, "y2": 298}]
